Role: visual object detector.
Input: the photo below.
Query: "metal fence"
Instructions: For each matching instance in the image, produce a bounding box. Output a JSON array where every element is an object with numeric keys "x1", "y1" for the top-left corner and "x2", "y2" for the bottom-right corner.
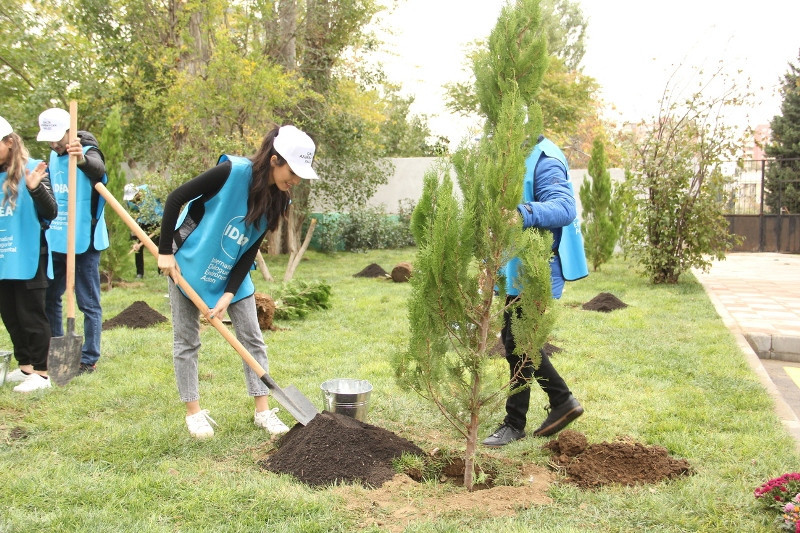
[{"x1": 723, "y1": 158, "x2": 800, "y2": 253}]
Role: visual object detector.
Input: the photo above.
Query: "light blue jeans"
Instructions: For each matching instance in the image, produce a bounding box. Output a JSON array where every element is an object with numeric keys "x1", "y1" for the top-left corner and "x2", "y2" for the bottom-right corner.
[
  {"x1": 168, "y1": 279, "x2": 270, "y2": 403},
  {"x1": 46, "y1": 249, "x2": 103, "y2": 366}
]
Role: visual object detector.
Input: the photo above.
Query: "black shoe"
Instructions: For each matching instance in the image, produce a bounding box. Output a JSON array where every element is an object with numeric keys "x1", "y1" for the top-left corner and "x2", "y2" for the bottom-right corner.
[
  {"x1": 532, "y1": 395, "x2": 583, "y2": 437},
  {"x1": 482, "y1": 423, "x2": 525, "y2": 447},
  {"x1": 79, "y1": 363, "x2": 96, "y2": 375}
]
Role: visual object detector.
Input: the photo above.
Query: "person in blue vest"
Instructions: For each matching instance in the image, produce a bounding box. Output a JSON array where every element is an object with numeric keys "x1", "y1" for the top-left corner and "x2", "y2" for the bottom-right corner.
[
  {"x1": 157, "y1": 124, "x2": 319, "y2": 439},
  {"x1": 483, "y1": 135, "x2": 589, "y2": 447},
  {"x1": 37, "y1": 107, "x2": 109, "y2": 375},
  {"x1": 124, "y1": 184, "x2": 163, "y2": 278},
  {"x1": 0, "y1": 116, "x2": 58, "y2": 392}
]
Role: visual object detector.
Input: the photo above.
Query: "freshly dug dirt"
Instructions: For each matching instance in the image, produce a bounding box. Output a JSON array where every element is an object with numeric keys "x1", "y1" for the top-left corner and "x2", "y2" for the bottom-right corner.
[
  {"x1": 390, "y1": 262, "x2": 413, "y2": 282},
  {"x1": 543, "y1": 430, "x2": 693, "y2": 488},
  {"x1": 582, "y1": 292, "x2": 628, "y2": 312},
  {"x1": 254, "y1": 292, "x2": 278, "y2": 331},
  {"x1": 102, "y1": 301, "x2": 168, "y2": 330},
  {"x1": 354, "y1": 263, "x2": 389, "y2": 278},
  {"x1": 261, "y1": 411, "x2": 425, "y2": 488}
]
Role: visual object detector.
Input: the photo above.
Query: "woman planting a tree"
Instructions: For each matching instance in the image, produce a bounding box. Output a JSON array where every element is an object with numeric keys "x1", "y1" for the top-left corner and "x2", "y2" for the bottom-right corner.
[{"x1": 158, "y1": 125, "x2": 320, "y2": 439}]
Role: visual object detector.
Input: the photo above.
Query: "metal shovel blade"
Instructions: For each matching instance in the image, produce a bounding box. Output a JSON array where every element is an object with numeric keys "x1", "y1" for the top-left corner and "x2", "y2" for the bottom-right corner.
[
  {"x1": 48, "y1": 318, "x2": 83, "y2": 386},
  {"x1": 261, "y1": 373, "x2": 319, "y2": 426}
]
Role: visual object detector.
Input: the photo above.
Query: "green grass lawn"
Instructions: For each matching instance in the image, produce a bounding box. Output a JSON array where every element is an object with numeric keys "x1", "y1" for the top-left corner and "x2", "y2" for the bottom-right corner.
[{"x1": 0, "y1": 248, "x2": 797, "y2": 532}]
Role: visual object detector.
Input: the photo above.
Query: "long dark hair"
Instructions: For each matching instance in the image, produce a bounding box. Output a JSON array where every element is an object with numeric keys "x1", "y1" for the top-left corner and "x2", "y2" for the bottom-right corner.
[{"x1": 247, "y1": 125, "x2": 290, "y2": 231}]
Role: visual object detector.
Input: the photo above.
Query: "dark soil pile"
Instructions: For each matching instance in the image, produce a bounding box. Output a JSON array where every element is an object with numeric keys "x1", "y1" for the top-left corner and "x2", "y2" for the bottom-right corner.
[
  {"x1": 102, "y1": 300, "x2": 168, "y2": 330},
  {"x1": 254, "y1": 292, "x2": 278, "y2": 331},
  {"x1": 543, "y1": 430, "x2": 693, "y2": 488},
  {"x1": 354, "y1": 263, "x2": 388, "y2": 278},
  {"x1": 390, "y1": 262, "x2": 412, "y2": 282},
  {"x1": 582, "y1": 292, "x2": 628, "y2": 312},
  {"x1": 261, "y1": 411, "x2": 425, "y2": 488}
]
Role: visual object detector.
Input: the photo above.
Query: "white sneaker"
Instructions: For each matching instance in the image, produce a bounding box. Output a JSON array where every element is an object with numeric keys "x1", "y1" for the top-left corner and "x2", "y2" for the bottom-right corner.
[
  {"x1": 254, "y1": 407, "x2": 290, "y2": 436},
  {"x1": 13, "y1": 373, "x2": 52, "y2": 392},
  {"x1": 6, "y1": 369, "x2": 30, "y2": 383},
  {"x1": 185, "y1": 410, "x2": 217, "y2": 439}
]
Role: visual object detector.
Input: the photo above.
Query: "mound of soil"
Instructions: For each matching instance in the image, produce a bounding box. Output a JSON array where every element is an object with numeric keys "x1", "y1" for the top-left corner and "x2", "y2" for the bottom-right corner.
[
  {"x1": 354, "y1": 263, "x2": 388, "y2": 278},
  {"x1": 390, "y1": 262, "x2": 412, "y2": 282},
  {"x1": 582, "y1": 292, "x2": 628, "y2": 312},
  {"x1": 543, "y1": 430, "x2": 693, "y2": 488},
  {"x1": 261, "y1": 411, "x2": 425, "y2": 488},
  {"x1": 254, "y1": 292, "x2": 278, "y2": 331},
  {"x1": 102, "y1": 301, "x2": 168, "y2": 330}
]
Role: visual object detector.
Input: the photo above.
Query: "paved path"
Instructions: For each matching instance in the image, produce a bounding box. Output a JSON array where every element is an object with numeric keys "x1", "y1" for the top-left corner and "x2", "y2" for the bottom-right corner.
[{"x1": 693, "y1": 253, "x2": 800, "y2": 450}]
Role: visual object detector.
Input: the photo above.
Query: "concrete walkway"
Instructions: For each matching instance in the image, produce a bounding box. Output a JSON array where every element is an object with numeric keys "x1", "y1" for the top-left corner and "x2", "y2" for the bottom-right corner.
[{"x1": 693, "y1": 253, "x2": 800, "y2": 450}]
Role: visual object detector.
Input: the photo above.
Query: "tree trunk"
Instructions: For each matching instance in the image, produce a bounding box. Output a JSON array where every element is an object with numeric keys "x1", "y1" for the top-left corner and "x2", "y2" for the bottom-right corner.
[
  {"x1": 278, "y1": 0, "x2": 297, "y2": 69},
  {"x1": 464, "y1": 411, "x2": 478, "y2": 491}
]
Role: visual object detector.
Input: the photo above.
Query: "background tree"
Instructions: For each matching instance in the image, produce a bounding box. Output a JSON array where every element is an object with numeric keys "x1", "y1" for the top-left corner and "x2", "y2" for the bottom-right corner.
[
  {"x1": 764, "y1": 52, "x2": 800, "y2": 214},
  {"x1": 2, "y1": 0, "x2": 430, "y2": 253},
  {"x1": 98, "y1": 107, "x2": 130, "y2": 286},
  {"x1": 396, "y1": 0, "x2": 555, "y2": 491},
  {"x1": 621, "y1": 65, "x2": 744, "y2": 284},
  {"x1": 442, "y1": 0, "x2": 606, "y2": 162},
  {"x1": 579, "y1": 137, "x2": 619, "y2": 271}
]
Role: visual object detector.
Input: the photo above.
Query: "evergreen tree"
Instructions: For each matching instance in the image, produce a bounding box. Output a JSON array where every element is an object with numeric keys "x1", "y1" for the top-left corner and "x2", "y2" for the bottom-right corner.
[
  {"x1": 579, "y1": 137, "x2": 619, "y2": 270},
  {"x1": 395, "y1": 0, "x2": 555, "y2": 491},
  {"x1": 98, "y1": 107, "x2": 129, "y2": 286},
  {"x1": 765, "y1": 52, "x2": 800, "y2": 214}
]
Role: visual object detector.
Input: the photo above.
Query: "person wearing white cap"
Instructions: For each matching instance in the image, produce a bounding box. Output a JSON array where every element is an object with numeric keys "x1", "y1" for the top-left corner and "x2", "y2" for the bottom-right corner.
[
  {"x1": 156, "y1": 124, "x2": 319, "y2": 439},
  {"x1": 37, "y1": 107, "x2": 109, "y2": 375},
  {"x1": 0, "y1": 116, "x2": 58, "y2": 392}
]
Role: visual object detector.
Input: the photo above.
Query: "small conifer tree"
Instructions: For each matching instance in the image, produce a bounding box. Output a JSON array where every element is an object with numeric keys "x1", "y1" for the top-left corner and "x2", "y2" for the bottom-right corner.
[
  {"x1": 99, "y1": 107, "x2": 129, "y2": 286},
  {"x1": 579, "y1": 137, "x2": 619, "y2": 271},
  {"x1": 395, "y1": 0, "x2": 555, "y2": 491}
]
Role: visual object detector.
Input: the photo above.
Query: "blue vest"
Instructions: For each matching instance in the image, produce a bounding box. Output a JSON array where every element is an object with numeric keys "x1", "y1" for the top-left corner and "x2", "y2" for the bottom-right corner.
[
  {"x1": 505, "y1": 138, "x2": 589, "y2": 296},
  {"x1": 46, "y1": 147, "x2": 109, "y2": 253},
  {"x1": 174, "y1": 155, "x2": 267, "y2": 307},
  {"x1": 0, "y1": 159, "x2": 50, "y2": 280}
]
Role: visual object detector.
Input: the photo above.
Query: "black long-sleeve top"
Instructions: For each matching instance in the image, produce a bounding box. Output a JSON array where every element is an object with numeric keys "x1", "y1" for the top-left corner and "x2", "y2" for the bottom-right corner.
[{"x1": 159, "y1": 160, "x2": 266, "y2": 297}]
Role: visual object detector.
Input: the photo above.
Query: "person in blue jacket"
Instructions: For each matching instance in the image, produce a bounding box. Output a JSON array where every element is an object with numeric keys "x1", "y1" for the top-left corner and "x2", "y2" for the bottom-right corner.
[
  {"x1": 38, "y1": 107, "x2": 109, "y2": 375},
  {"x1": 124, "y1": 184, "x2": 163, "y2": 278},
  {"x1": 157, "y1": 125, "x2": 319, "y2": 439},
  {"x1": 0, "y1": 116, "x2": 58, "y2": 392},
  {"x1": 483, "y1": 135, "x2": 589, "y2": 447}
]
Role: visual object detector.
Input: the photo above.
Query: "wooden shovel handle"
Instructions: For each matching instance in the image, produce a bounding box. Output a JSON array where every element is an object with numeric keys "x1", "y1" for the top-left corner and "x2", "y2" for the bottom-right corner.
[
  {"x1": 94, "y1": 183, "x2": 269, "y2": 378},
  {"x1": 66, "y1": 101, "x2": 78, "y2": 321}
]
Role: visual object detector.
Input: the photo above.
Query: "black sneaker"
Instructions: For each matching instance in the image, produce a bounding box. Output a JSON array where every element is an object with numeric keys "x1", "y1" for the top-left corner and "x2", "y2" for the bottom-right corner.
[
  {"x1": 79, "y1": 363, "x2": 96, "y2": 375},
  {"x1": 481, "y1": 423, "x2": 525, "y2": 447},
  {"x1": 532, "y1": 394, "x2": 584, "y2": 437}
]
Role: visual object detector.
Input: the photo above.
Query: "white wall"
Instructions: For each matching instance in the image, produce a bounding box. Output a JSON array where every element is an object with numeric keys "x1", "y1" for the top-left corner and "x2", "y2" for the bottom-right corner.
[{"x1": 362, "y1": 157, "x2": 625, "y2": 218}]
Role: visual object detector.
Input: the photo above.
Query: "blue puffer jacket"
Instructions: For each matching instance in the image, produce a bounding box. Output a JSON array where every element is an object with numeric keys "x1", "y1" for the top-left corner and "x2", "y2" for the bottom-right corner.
[{"x1": 505, "y1": 137, "x2": 585, "y2": 298}]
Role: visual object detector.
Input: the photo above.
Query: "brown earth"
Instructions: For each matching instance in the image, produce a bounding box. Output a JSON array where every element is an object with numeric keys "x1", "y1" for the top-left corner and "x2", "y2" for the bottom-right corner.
[
  {"x1": 254, "y1": 292, "x2": 279, "y2": 331},
  {"x1": 543, "y1": 430, "x2": 693, "y2": 489},
  {"x1": 390, "y1": 262, "x2": 413, "y2": 282},
  {"x1": 101, "y1": 300, "x2": 168, "y2": 330},
  {"x1": 582, "y1": 292, "x2": 628, "y2": 312},
  {"x1": 353, "y1": 263, "x2": 389, "y2": 278},
  {"x1": 257, "y1": 412, "x2": 693, "y2": 530}
]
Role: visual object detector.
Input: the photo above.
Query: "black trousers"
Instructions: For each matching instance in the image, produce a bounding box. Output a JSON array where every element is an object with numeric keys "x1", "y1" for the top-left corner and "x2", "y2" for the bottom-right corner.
[
  {"x1": 132, "y1": 227, "x2": 159, "y2": 276},
  {"x1": 502, "y1": 296, "x2": 571, "y2": 431},
  {"x1": 0, "y1": 250, "x2": 51, "y2": 371}
]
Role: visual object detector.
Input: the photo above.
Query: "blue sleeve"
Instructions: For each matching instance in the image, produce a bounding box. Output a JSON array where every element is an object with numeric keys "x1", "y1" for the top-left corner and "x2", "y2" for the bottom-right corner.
[{"x1": 517, "y1": 157, "x2": 576, "y2": 230}]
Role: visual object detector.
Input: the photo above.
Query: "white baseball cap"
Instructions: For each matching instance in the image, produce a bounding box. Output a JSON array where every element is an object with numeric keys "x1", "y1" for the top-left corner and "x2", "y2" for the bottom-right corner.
[
  {"x1": 273, "y1": 125, "x2": 319, "y2": 180},
  {"x1": 0, "y1": 116, "x2": 12, "y2": 139},
  {"x1": 37, "y1": 108, "x2": 70, "y2": 142},
  {"x1": 123, "y1": 184, "x2": 139, "y2": 202}
]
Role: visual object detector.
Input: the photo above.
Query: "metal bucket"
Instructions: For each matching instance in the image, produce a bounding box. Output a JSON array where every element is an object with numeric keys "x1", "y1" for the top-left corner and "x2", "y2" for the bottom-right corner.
[
  {"x1": 321, "y1": 378, "x2": 372, "y2": 422},
  {"x1": 0, "y1": 351, "x2": 11, "y2": 386}
]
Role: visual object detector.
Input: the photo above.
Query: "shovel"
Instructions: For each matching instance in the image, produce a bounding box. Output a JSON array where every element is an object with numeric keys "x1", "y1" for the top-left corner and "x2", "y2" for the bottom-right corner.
[
  {"x1": 48, "y1": 100, "x2": 83, "y2": 386},
  {"x1": 95, "y1": 183, "x2": 319, "y2": 425}
]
